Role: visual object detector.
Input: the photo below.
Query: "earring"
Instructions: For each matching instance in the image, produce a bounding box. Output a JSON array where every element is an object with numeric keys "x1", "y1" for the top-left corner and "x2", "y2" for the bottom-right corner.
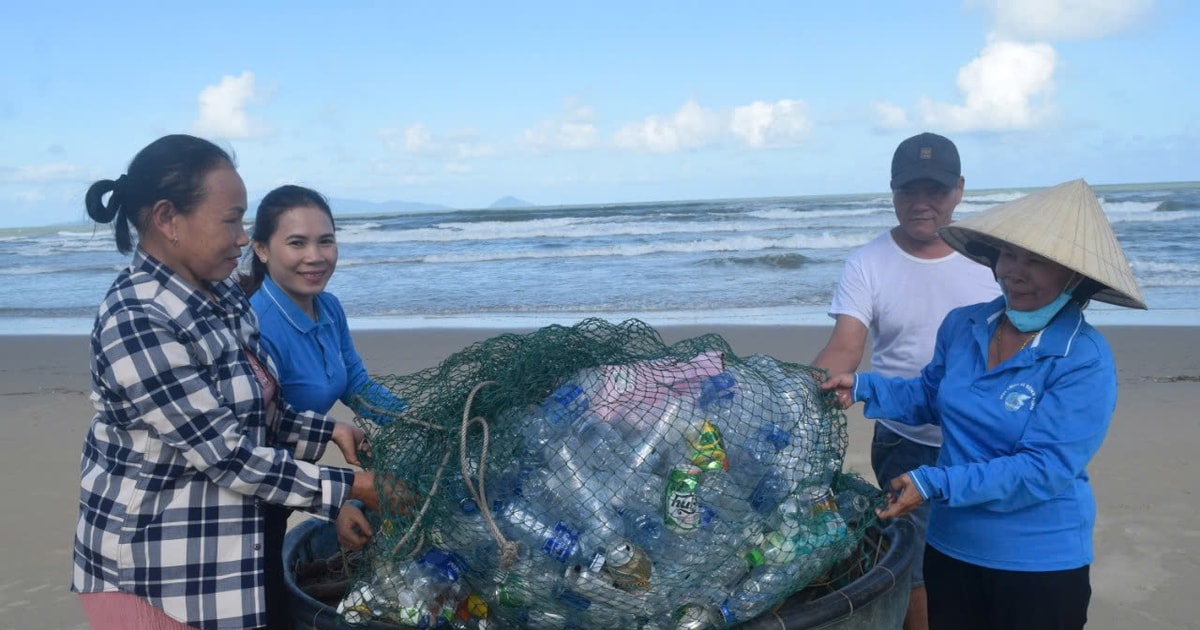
[{"x1": 171, "y1": 237, "x2": 180, "y2": 246}]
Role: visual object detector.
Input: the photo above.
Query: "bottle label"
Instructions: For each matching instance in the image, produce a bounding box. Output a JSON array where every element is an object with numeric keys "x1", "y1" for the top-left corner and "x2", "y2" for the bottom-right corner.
[
  {"x1": 689, "y1": 418, "x2": 730, "y2": 472},
  {"x1": 542, "y1": 522, "x2": 580, "y2": 561},
  {"x1": 664, "y1": 467, "x2": 701, "y2": 533}
]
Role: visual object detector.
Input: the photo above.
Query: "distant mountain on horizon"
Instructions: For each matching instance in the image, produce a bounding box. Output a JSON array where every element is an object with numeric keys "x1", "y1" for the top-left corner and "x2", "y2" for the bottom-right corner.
[{"x1": 489, "y1": 196, "x2": 535, "y2": 209}]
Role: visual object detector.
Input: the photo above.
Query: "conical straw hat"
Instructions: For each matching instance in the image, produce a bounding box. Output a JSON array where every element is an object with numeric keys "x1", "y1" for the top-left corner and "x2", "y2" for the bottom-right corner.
[{"x1": 939, "y1": 179, "x2": 1146, "y2": 309}]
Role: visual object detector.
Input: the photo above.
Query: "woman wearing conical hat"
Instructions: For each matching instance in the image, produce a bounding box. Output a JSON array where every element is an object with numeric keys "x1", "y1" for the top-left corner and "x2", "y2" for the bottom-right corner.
[{"x1": 823, "y1": 179, "x2": 1143, "y2": 630}]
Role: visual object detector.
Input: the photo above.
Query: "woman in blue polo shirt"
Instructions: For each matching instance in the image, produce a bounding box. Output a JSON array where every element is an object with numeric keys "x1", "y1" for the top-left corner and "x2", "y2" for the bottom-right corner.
[
  {"x1": 824, "y1": 180, "x2": 1145, "y2": 630},
  {"x1": 243, "y1": 184, "x2": 411, "y2": 629}
]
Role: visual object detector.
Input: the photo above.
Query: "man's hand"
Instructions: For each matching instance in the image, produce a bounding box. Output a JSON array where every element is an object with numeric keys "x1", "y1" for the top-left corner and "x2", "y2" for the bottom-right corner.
[
  {"x1": 331, "y1": 421, "x2": 366, "y2": 466},
  {"x1": 336, "y1": 502, "x2": 374, "y2": 550},
  {"x1": 877, "y1": 472, "x2": 925, "y2": 520}
]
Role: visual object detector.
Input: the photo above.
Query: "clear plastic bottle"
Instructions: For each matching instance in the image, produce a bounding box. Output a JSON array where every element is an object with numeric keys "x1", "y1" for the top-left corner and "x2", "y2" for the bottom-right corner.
[
  {"x1": 405, "y1": 548, "x2": 469, "y2": 611},
  {"x1": 719, "y1": 560, "x2": 804, "y2": 625},
  {"x1": 433, "y1": 498, "x2": 500, "y2": 576},
  {"x1": 749, "y1": 468, "x2": 788, "y2": 515},
  {"x1": 540, "y1": 437, "x2": 626, "y2": 557},
  {"x1": 496, "y1": 496, "x2": 585, "y2": 564},
  {"x1": 624, "y1": 395, "x2": 694, "y2": 476},
  {"x1": 520, "y1": 383, "x2": 592, "y2": 456}
]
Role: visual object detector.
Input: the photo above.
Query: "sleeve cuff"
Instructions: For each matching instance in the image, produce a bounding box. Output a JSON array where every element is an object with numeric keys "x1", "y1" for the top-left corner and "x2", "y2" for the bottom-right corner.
[
  {"x1": 294, "y1": 413, "x2": 336, "y2": 461},
  {"x1": 319, "y1": 466, "x2": 356, "y2": 521},
  {"x1": 910, "y1": 466, "x2": 945, "y2": 502}
]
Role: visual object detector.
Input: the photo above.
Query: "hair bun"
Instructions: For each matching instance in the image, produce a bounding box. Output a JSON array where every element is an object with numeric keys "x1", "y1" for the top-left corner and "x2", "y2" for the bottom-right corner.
[{"x1": 85, "y1": 177, "x2": 123, "y2": 224}]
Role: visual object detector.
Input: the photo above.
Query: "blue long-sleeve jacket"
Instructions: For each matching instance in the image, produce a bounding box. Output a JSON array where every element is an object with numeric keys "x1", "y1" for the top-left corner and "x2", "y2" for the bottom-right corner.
[
  {"x1": 250, "y1": 276, "x2": 408, "y2": 425},
  {"x1": 852, "y1": 297, "x2": 1116, "y2": 571}
]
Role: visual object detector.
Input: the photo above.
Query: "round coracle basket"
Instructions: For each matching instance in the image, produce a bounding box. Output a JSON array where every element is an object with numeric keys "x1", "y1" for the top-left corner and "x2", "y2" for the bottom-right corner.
[{"x1": 283, "y1": 517, "x2": 916, "y2": 629}]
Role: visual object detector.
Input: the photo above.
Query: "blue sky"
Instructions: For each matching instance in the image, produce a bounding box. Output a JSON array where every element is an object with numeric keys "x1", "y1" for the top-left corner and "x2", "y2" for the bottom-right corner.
[{"x1": 1, "y1": 0, "x2": 1196, "y2": 228}]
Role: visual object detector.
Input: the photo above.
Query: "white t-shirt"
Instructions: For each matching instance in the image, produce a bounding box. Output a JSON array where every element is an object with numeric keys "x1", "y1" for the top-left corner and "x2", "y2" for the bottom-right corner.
[{"x1": 830, "y1": 231, "x2": 1001, "y2": 446}]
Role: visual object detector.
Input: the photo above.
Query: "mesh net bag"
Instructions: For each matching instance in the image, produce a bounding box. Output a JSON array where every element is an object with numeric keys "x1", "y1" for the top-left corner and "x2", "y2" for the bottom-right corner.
[{"x1": 336, "y1": 318, "x2": 884, "y2": 629}]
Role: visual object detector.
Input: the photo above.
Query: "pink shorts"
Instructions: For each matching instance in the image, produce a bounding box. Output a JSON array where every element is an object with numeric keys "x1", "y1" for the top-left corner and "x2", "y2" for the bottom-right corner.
[{"x1": 78, "y1": 591, "x2": 196, "y2": 629}]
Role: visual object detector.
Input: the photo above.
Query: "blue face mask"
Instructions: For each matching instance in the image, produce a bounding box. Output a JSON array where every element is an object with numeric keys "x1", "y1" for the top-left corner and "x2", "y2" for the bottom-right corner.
[{"x1": 1004, "y1": 290, "x2": 1072, "y2": 332}]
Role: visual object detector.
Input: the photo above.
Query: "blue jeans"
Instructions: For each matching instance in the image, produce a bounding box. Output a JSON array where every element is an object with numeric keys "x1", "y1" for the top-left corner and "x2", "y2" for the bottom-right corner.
[{"x1": 871, "y1": 422, "x2": 939, "y2": 588}]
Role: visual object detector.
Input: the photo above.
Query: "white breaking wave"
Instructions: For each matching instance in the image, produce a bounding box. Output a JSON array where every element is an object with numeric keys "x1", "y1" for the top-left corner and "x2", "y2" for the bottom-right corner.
[
  {"x1": 410, "y1": 232, "x2": 877, "y2": 265},
  {"x1": 334, "y1": 215, "x2": 880, "y2": 244}
]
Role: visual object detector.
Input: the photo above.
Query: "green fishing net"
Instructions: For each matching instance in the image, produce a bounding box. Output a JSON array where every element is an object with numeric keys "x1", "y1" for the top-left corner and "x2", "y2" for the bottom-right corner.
[{"x1": 336, "y1": 318, "x2": 883, "y2": 629}]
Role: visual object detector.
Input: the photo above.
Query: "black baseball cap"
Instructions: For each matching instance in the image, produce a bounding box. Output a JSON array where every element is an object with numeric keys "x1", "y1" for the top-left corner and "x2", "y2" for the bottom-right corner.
[{"x1": 891, "y1": 132, "x2": 961, "y2": 189}]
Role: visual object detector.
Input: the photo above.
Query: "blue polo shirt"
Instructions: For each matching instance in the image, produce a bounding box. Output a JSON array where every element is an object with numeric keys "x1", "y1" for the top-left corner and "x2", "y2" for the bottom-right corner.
[
  {"x1": 250, "y1": 276, "x2": 408, "y2": 425},
  {"x1": 853, "y1": 297, "x2": 1116, "y2": 571}
]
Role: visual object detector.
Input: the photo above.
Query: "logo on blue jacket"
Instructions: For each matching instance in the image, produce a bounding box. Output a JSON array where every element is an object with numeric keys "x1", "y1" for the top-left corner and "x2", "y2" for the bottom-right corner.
[{"x1": 1001, "y1": 383, "x2": 1038, "y2": 411}]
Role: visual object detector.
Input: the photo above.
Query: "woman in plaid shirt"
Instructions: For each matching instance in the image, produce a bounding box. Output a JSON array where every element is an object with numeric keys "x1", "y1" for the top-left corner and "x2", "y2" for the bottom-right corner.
[{"x1": 71, "y1": 135, "x2": 384, "y2": 629}]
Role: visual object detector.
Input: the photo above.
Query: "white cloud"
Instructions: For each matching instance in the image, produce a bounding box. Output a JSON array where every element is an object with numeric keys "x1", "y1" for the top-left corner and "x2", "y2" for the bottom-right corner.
[
  {"x1": 191, "y1": 71, "x2": 271, "y2": 139},
  {"x1": 612, "y1": 98, "x2": 814, "y2": 153},
  {"x1": 969, "y1": 0, "x2": 1154, "y2": 40},
  {"x1": 612, "y1": 100, "x2": 724, "y2": 153},
  {"x1": 918, "y1": 39, "x2": 1057, "y2": 132},
  {"x1": 873, "y1": 101, "x2": 911, "y2": 130},
  {"x1": 405, "y1": 124, "x2": 433, "y2": 152},
  {"x1": 522, "y1": 99, "x2": 599, "y2": 152},
  {"x1": 730, "y1": 99, "x2": 811, "y2": 148},
  {"x1": 379, "y1": 124, "x2": 494, "y2": 159}
]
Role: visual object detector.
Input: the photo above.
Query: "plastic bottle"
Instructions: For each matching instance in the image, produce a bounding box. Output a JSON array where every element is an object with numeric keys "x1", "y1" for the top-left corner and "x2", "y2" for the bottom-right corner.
[
  {"x1": 723, "y1": 364, "x2": 793, "y2": 457},
  {"x1": 616, "y1": 503, "x2": 666, "y2": 559},
  {"x1": 520, "y1": 383, "x2": 591, "y2": 455},
  {"x1": 748, "y1": 469, "x2": 788, "y2": 515},
  {"x1": 624, "y1": 396, "x2": 692, "y2": 476},
  {"x1": 540, "y1": 438, "x2": 626, "y2": 556},
  {"x1": 672, "y1": 602, "x2": 722, "y2": 630},
  {"x1": 496, "y1": 496, "x2": 585, "y2": 564},
  {"x1": 719, "y1": 560, "x2": 804, "y2": 625},
  {"x1": 433, "y1": 498, "x2": 500, "y2": 576},
  {"x1": 695, "y1": 468, "x2": 753, "y2": 526}
]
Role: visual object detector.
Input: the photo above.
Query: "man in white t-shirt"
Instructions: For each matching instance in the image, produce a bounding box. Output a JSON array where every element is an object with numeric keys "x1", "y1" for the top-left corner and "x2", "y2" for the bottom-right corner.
[{"x1": 813, "y1": 132, "x2": 999, "y2": 630}]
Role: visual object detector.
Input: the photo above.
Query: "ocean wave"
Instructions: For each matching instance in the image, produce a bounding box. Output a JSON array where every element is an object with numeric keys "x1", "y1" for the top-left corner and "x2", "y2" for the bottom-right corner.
[
  {"x1": 1102, "y1": 200, "x2": 1163, "y2": 214},
  {"x1": 962, "y1": 192, "x2": 1026, "y2": 204},
  {"x1": 697, "y1": 253, "x2": 812, "y2": 269},
  {"x1": 334, "y1": 215, "x2": 880, "y2": 244},
  {"x1": 0, "y1": 262, "x2": 126, "y2": 276},
  {"x1": 1153, "y1": 199, "x2": 1200, "y2": 212},
  {"x1": 745, "y1": 207, "x2": 887, "y2": 221},
  {"x1": 410, "y1": 232, "x2": 875, "y2": 264},
  {"x1": 1108, "y1": 210, "x2": 1200, "y2": 223},
  {"x1": 1132, "y1": 260, "x2": 1200, "y2": 274}
]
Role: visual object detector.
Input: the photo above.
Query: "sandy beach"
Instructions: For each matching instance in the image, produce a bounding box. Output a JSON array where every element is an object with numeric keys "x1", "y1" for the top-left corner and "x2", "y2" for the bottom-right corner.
[{"x1": 2, "y1": 324, "x2": 1197, "y2": 630}]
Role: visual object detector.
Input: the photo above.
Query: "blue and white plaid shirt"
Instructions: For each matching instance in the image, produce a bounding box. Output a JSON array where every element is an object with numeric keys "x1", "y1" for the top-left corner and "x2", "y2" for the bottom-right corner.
[{"x1": 72, "y1": 249, "x2": 355, "y2": 629}]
